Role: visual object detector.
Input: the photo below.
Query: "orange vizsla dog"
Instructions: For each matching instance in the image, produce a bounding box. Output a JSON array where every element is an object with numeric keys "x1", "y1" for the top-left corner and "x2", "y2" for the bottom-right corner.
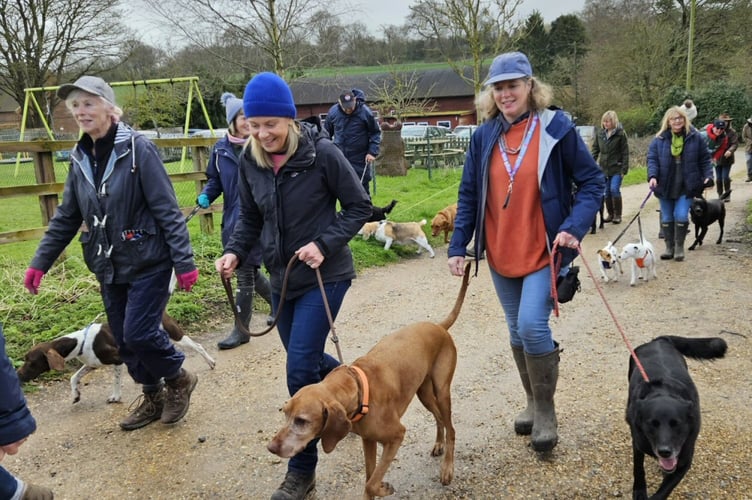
[
  {"x1": 267, "y1": 263, "x2": 472, "y2": 499},
  {"x1": 431, "y1": 203, "x2": 458, "y2": 243}
]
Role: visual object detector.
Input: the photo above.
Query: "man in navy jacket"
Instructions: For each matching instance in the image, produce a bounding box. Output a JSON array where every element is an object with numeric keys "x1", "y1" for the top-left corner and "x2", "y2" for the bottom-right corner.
[{"x1": 324, "y1": 89, "x2": 381, "y2": 196}]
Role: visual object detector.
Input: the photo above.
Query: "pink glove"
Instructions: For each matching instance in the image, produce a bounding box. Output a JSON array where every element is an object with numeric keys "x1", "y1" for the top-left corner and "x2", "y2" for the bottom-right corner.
[
  {"x1": 24, "y1": 267, "x2": 45, "y2": 295},
  {"x1": 176, "y1": 269, "x2": 199, "y2": 292}
]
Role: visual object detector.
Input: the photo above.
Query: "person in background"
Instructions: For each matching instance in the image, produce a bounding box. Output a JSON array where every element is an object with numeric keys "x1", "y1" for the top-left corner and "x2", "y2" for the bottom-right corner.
[
  {"x1": 591, "y1": 110, "x2": 630, "y2": 223},
  {"x1": 324, "y1": 89, "x2": 381, "y2": 196},
  {"x1": 23, "y1": 76, "x2": 199, "y2": 432},
  {"x1": 215, "y1": 72, "x2": 371, "y2": 500},
  {"x1": 447, "y1": 52, "x2": 603, "y2": 453},
  {"x1": 743, "y1": 116, "x2": 752, "y2": 182},
  {"x1": 713, "y1": 113, "x2": 738, "y2": 201},
  {"x1": 648, "y1": 106, "x2": 712, "y2": 262},
  {"x1": 679, "y1": 99, "x2": 698, "y2": 123},
  {"x1": 1, "y1": 324, "x2": 53, "y2": 500},
  {"x1": 197, "y1": 92, "x2": 274, "y2": 350}
]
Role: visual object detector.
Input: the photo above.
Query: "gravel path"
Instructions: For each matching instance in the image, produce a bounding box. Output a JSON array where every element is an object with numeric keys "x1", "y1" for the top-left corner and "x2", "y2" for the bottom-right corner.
[{"x1": 7, "y1": 166, "x2": 752, "y2": 499}]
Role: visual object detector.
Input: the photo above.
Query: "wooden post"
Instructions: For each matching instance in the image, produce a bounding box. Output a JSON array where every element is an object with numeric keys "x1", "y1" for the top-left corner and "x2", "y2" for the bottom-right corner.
[{"x1": 32, "y1": 150, "x2": 58, "y2": 225}]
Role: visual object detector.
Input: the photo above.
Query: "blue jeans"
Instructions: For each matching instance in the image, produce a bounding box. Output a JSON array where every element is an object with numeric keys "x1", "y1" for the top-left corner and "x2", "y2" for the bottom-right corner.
[
  {"x1": 746, "y1": 152, "x2": 752, "y2": 179},
  {"x1": 605, "y1": 174, "x2": 623, "y2": 198},
  {"x1": 273, "y1": 279, "x2": 351, "y2": 475},
  {"x1": 0, "y1": 466, "x2": 21, "y2": 500},
  {"x1": 489, "y1": 265, "x2": 555, "y2": 355},
  {"x1": 714, "y1": 163, "x2": 731, "y2": 187},
  {"x1": 658, "y1": 196, "x2": 691, "y2": 224},
  {"x1": 101, "y1": 269, "x2": 184, "y2": 387}
]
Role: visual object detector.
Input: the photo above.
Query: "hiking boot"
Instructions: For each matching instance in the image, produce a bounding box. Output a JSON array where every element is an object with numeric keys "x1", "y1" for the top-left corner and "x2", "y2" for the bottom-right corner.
[
  {"x1": 120, "y1": 389, "x2": 165, "y2": 431},
  {"x1": 270, "y1": 472, "x2": 316, "y2": 500},
  {"x1": 21, "y1": 482, "x2": 54, "y2": 500},
  {"x1": 161, "y1": 369, "x2": 198, "y2": 424}
]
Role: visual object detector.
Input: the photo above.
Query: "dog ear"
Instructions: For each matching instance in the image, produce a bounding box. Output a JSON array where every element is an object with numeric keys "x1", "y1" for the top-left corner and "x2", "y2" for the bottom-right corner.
[
  {"x1": 320, "y1": 402, "x2": 351, "y2": 453},
  {"x1": 44, "y1": 348, "x2": 66, "y2": 371}
]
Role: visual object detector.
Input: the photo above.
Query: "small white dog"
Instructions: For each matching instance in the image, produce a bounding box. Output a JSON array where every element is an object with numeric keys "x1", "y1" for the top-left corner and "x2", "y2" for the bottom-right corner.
[
  {"x1": 596, "y1": 241, "x2": 622, "y2": 282},
  {"x1": 619, "y1": 240, "x2": 657, "y2": 286},
  {"x1": 359, "y1": 220, "x2": 435, "y2": 258}
]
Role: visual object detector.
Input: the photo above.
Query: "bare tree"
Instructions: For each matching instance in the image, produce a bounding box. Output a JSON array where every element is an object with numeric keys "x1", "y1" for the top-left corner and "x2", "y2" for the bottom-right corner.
[
  {"x1": 0, "y1": 0, "x2": 130, "y2": 127},
  {"x1": 408, "y1": 0, "x2": 524, "y2": 97},
  {"x1": 144, "y1": 0, "x2": 334, "y2": 78}
]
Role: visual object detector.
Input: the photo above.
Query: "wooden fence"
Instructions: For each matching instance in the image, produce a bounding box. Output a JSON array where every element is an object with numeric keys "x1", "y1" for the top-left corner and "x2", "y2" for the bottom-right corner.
[{"x1": 0, "y1": 137, "x2": 218, "y2": 245}]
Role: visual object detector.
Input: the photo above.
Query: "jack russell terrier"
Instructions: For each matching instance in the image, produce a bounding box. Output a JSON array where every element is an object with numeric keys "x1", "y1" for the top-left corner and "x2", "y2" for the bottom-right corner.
[
  {"x1": 359, "y1": 219, "x2": 435, "y2": 258},
  {"x1": 597, "y1": 240, "x2": 623, "y2": 282},
  {"x1": 619, "y1": 240, "x2": 657, "y2": 286}
]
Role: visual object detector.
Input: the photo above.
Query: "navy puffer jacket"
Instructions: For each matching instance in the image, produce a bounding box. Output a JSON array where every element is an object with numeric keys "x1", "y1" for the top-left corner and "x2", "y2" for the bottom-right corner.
[{"x1": 647, "y1": 127, "x2": 712, "y2": 199}]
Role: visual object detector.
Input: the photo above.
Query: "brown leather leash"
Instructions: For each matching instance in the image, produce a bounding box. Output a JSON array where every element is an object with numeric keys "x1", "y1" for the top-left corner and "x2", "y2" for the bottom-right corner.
[
  {"x1": 221, "y1": 254, "x2": 344, "y2": 363},
  {"x1": 549, "y1": 241, "x2": 650, "y2": 382}
]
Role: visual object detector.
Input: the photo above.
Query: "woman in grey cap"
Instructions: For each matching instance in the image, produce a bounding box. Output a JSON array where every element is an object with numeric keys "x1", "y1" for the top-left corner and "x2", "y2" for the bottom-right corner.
[
  {"x1": 23, "y1": 75, "x2": 200, "y2": 431},
  {"x1": 447, "y1": 52, "x2": 603, "y2": 453}
]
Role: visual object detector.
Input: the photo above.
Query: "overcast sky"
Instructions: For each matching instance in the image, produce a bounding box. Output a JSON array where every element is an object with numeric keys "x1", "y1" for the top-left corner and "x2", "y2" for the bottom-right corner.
[
  {"x1": 129, "y1": 0, "x2": 588, "y2": 46},
  {"x1": 354, "y1": 0, "x2": 588, "y2": 32}
]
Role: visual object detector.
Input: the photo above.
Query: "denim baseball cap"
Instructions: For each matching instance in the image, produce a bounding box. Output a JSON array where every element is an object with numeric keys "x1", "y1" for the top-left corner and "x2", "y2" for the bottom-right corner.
[
  {"x1": 57, "y1": 76, "x2": 116, "y2": 105},
  {"x1": 484, "y1": 52, "x2": 533, "y2": 86}
]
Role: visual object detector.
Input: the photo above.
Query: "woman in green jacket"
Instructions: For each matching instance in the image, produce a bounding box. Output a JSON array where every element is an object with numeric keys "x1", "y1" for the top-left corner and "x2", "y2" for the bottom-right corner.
[{"x1": 591, "y1": 110, "x2": 630, "y2": 223}]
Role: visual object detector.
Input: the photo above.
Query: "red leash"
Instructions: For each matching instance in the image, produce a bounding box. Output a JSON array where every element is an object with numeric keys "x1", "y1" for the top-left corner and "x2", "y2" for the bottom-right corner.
[{"x1": 550, "y1": 241, "x2": 650, "y2": 382}]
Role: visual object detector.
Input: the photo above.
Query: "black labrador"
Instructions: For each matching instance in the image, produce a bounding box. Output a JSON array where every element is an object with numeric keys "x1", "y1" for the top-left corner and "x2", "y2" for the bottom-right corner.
[
  {"x1": 688, "y1": 195, "x2": 726, "y2": 250},
  {"x1": 627, "y1": 335, "x2": 727, "y2": 499}
]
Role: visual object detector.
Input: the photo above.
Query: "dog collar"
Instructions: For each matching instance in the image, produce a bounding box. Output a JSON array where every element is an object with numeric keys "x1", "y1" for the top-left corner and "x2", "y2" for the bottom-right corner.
[
  {"x1": 77, "y1": 323, "x2": 96, "y2": 356},
  {"x1": 348, "y1": 365, "x2": 370, "y2": 423}
]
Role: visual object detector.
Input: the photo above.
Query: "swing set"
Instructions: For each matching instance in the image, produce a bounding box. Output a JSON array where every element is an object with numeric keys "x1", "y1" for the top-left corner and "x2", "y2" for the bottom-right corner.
[{"x1": 14, "y1": 76, "x2": 216, "y2": 173}]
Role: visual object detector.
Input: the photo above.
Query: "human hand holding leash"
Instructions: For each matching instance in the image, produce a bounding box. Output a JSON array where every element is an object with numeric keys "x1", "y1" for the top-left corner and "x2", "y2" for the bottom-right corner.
[
  {"x1": 215, "y1": 253, "x2": 239, "y2": 279},
  {"x1": 553, "y1": 231, "x2": 580, "y2": 250},
  {"x1": 296, "y1": 242, "x2": 324, "y2": 269},
  {"x1": 24, "y1": 267, "x2": 45, "y2": 295},
  {"x1": 197, "y1": 194, "x2": 210, "y2": 209},
  {"x1": 447, "y1": 256, "x2": 465, "y2": 277}
]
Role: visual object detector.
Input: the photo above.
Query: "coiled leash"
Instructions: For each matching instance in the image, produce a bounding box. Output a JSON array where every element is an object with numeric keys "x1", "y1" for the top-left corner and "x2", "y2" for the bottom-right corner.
[
  {"x1": 549, "y1": 242, "x2": 650, "y2": 383},
  {"x1": 221, "y1": 254, "x2": 345, "y2": 363}
]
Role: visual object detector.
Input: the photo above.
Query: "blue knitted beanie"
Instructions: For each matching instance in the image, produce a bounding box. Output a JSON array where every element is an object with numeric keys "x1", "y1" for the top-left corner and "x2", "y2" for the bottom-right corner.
[
  {"x1": 221, "y1": 92, "x2": 244, "y2": 125},
  {"x1": 243, "y1": 72, "x2": 296, "y2": 119}
]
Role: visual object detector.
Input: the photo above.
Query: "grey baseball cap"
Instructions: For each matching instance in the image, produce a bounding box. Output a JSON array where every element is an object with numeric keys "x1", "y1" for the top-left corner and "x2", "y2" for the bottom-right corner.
[
  {"x1": 484, "y1": 52, "x2": 533, "y2": 86},
  {"x1": 57, "y1": 76, "x2": 116, "y2": 104}
]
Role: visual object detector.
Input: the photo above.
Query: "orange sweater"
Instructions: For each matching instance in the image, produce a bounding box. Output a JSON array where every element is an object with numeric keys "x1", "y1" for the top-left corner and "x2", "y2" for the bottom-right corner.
[{"x1": 485, "y1": 118, "x2": 548, "y2": 278}]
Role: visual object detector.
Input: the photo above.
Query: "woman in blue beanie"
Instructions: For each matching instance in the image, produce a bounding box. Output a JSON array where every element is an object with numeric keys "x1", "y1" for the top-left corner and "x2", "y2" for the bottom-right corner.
[
  {"x1": 197, "y1": 92, "x2": 274, "y2": 350},
  {"x1": 215, "y1": 72, "x2": 371, "y2": 500},
  {"x1": 0, "y1": 324, "x2": 53, "y2": 499}
]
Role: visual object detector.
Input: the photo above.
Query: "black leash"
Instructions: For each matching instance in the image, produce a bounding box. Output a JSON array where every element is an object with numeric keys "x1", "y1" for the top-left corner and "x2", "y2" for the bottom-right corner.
[{"x1": 611, "y1": 190, "x2": 654, "y2": 246}]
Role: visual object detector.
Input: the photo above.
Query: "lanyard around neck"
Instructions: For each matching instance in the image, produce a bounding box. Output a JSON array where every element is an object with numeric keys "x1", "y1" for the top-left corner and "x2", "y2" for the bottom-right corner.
[{"x1": 497, "y1": 114, "x2": 538, "y2": 209}]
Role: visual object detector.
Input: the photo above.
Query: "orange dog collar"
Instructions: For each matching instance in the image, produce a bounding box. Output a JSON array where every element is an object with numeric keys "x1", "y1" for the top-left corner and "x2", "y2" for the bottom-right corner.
[{"x1": 349, "y1": 365, "x2": 370, "y2": 422}]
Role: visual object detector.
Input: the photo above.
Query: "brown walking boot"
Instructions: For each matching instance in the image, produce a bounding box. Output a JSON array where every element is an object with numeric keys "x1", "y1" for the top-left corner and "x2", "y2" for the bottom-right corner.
[
  {"x1": 161, "y1": 368, "x2": 198, "y2": 424},
  {"x1": 21, "y1": 482, "x2": 54, "y2": 500},
  {"x1": 120, "y1": 389, "x2": 165, "y2": 431},
  {"x1": 270, "y1": 471, "x2": 316, "y2": 500}
]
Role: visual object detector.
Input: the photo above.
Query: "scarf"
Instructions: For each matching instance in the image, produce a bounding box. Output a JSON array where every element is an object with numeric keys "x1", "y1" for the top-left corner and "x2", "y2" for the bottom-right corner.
[
  {"x1": 704, "y1": 124, "x2": 728, "y2": 163},
  {"x1": 227, "y1": 133, "x2": 247, "y2": 145},
  {"x1": 670, "y1": 133, "x2": 684, "y2": 157}
]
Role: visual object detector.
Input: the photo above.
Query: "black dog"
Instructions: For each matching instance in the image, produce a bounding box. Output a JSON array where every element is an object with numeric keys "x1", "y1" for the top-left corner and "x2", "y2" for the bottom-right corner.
[
  {"x1": 627, "y1": 335, "x2": 727, "y2": 499},
  {"x1": 688, "y1": 195, "x2": 726, "y2": 250},
  {"x1": 367, "y1": 199, "x2": 398, "y2": 222}
]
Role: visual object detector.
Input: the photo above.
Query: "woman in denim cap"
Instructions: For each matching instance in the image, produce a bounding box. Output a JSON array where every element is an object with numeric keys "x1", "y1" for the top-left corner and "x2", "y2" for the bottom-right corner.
[{"x1": 447, "y1": 52, "x2": 603, "y2": 452}]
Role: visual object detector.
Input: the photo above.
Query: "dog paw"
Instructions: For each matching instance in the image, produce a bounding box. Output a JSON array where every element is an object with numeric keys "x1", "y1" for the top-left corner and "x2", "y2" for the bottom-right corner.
[
  {"x1": 440, "y1": 461, "x2": 454, "y2": 485},
  {"x1": 107, "y1": 395, "x2": 121, "y2": 404},
  {"x1": 431, "y1": 442, "x2": 445, "y2": 457}
]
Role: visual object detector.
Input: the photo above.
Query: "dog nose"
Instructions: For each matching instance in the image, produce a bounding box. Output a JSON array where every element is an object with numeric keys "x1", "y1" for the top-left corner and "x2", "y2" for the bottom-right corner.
[{"x1": 657, "y1": 447, "x2": 673, "y2": 458}]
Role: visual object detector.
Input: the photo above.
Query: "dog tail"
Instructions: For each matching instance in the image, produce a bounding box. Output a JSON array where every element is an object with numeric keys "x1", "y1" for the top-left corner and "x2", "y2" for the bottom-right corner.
[
  {"x1": 658, "y1": 335, "x2": 728, "y2": 360},
  {"x1": 382, "y1": 199, "x2": 398, "y2": 214},
  {"x1": 439, "y1": 262, "x2": 472, "y2": 330}
]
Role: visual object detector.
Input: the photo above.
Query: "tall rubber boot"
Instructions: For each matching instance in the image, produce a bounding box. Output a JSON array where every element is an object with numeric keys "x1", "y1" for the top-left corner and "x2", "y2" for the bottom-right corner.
[
  {"x1": 526, "y1": 347, "x2": 560, "y2": 452},
  {"x1": 254, "y1": 269, "x2": 275, "y2": 326},
  {"x1": 603, "y1": 196, "x2": 614, "y2": 223},
  {"x1": 660, "y1": 223, "x2": 674, "y2": 260},
  {"x1": 658, "y1": 211, "x2": 664, "y2": 239},
  {"x1": 511, "y1": 346, "x2": 534, "y2": 435},
  {"x1": 674, "y1": 222, "x2": 688, "y2": 262},
  {"x1": 612, "y1": 196, "x2": 622, "y2": 224},
  {"x1": 723, "y1": 178, "x2": 732, "y2": 202},
  {"x1": 717, "y1": 178, "x2": 724, "y2": 198},
  {"x1": 217, "y1": 287, "x2": 253, "y2": 349}
]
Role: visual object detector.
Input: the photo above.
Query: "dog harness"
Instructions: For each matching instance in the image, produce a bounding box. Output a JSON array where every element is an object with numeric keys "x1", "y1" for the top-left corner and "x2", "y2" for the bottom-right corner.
[
  {"x1": 635, "y1": 249, "x2": 653, "y2": 269},
  {"x1": 349, "y1": 365, "x2": 370, "y2": 422}
]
